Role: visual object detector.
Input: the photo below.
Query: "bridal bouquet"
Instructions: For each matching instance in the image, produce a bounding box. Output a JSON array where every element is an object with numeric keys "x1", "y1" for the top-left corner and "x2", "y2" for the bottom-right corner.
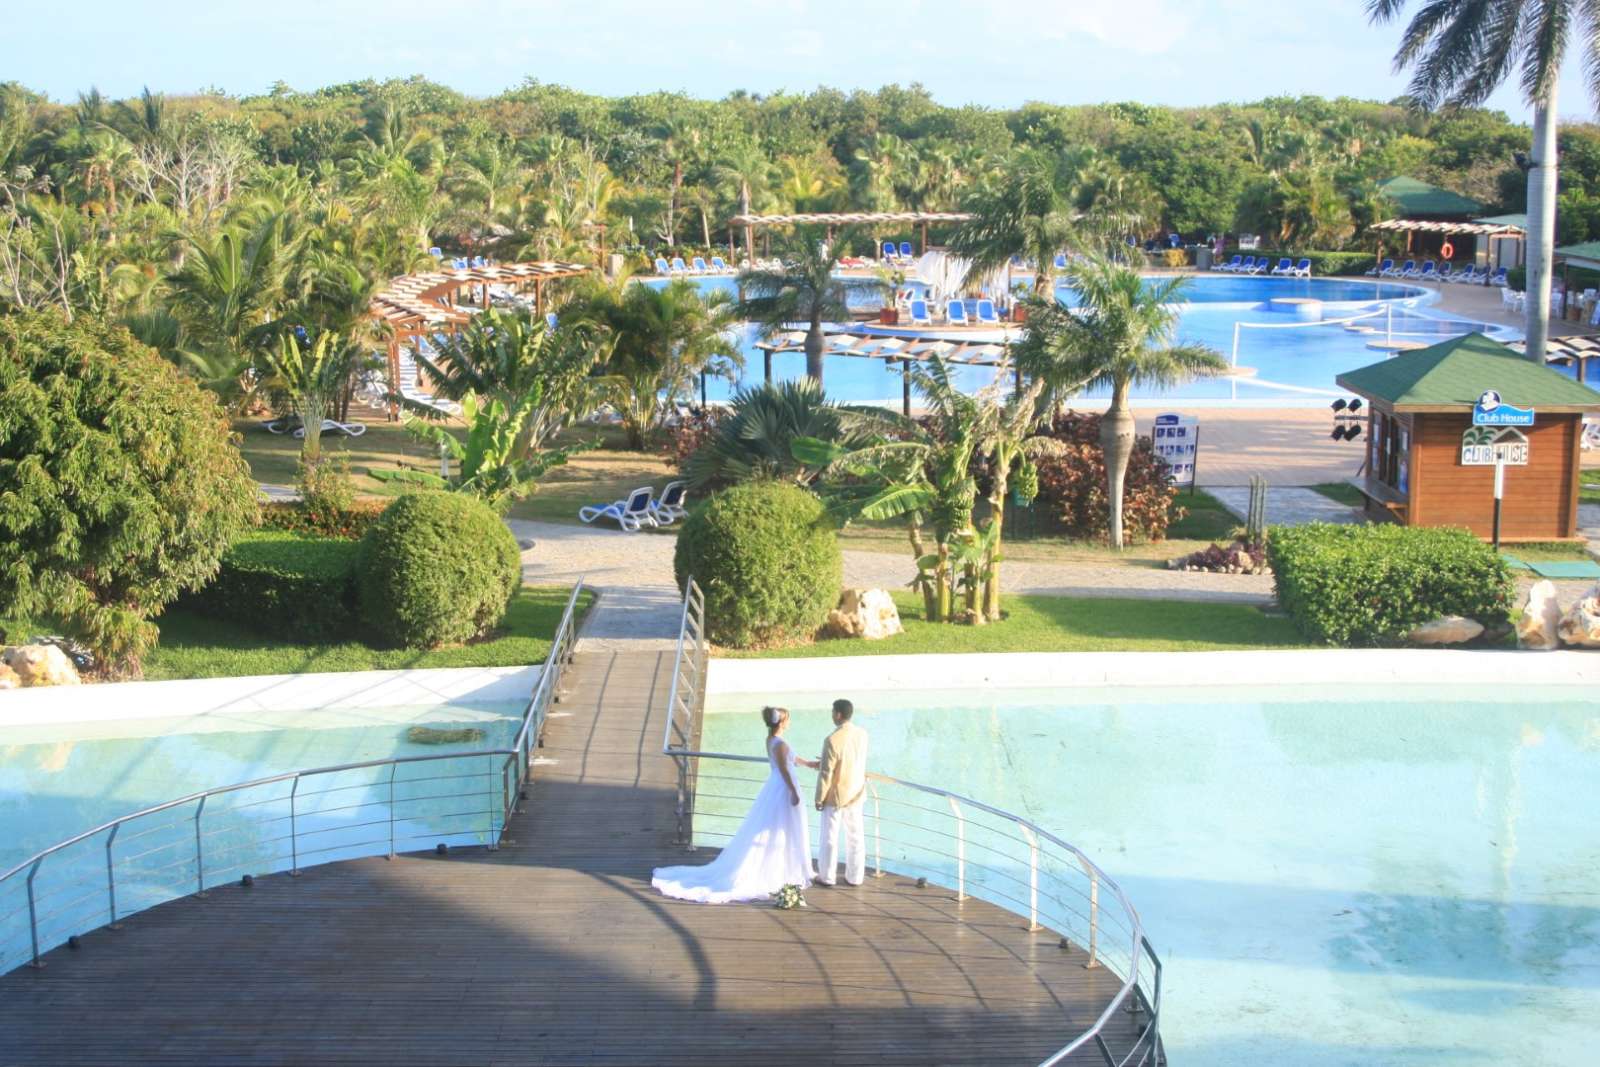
[{"x1": 773, "y1": 884, "x2": 807, "y2": 910}]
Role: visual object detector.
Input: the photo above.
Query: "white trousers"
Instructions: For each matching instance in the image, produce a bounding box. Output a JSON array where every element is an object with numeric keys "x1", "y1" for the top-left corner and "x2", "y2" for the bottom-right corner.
[{"x1": 818, "y1": 802, "x2": 866, "y2": 886}]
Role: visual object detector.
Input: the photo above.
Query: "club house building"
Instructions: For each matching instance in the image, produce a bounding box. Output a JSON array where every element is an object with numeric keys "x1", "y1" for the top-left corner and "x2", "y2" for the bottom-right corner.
[{"x1": 1337, "y1": 333, "x2": 1600, "y2": 541}]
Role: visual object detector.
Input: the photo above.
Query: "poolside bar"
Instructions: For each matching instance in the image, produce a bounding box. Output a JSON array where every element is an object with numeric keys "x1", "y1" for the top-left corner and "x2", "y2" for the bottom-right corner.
[{"x1": 1337, "y1": 333, "x2": 1600, "y2": 540}]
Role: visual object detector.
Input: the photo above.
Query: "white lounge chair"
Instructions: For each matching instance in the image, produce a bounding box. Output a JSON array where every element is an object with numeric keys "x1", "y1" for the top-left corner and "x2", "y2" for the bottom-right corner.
[
  {"x1": 710, "y1": 256, "x2": 729, "y2": 272},
  {"x1": 578, "y1": 485, "x2": 659, "y2": 532},
  {"x1": 649, "y1": 481, "x2": 690, "y2": 525},
  {"x1": 691, "y1": 256, "x2": 709, "y2": 273},
  {"x1": 654, "y1": 257, "x2": 671, "y2": 275},
  {"x1": 294, "y1": 419, "x2": 366, "y2": 439},
  {"x1": 1290, "y1": 258, "x2": 1312, "y2": 278},
  {"x1": 670, "y1": 257, "x2": 688, "y2": 274}
]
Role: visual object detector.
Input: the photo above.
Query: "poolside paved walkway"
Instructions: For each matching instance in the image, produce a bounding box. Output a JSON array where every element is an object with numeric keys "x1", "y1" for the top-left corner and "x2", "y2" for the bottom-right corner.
[
  {"x1": 1208, "y1": 486, "x2": 1360, "y2": 527},
  {"x1": 0, "y1": 650, "x2": 1141, "y2": 1065}
]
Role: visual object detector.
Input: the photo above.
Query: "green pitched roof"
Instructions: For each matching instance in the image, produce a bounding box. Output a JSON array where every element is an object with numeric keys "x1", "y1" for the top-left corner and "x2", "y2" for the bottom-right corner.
[
  {"x1": 1474, "y1": 213, "x2": 1526, "y2": 229},
  {"x1": 1378, "y1": 176, "x2": 1483, "y2": 217},
  {"x1": 1336, "y1": 332, "x2": 1600, "y2": 409},
  {"x1": 1555, "y1": 240, "x2": 1600, "y2": 264}
]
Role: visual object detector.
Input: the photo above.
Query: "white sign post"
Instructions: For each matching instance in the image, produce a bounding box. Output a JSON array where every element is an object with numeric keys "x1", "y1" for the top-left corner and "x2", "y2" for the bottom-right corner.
[
  {"x1": 1153, "y1": 413, "x2": 1200, "y2": 492},
  {"x1": 1468, "y1": 390, "x2": 1535, "y2": 549}
]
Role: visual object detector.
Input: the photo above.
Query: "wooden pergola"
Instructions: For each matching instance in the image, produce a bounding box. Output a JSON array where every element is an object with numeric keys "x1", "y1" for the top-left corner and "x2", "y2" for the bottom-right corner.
[
  {"x1": 1369, "y1": 218, "x2": 1525, "y2": 263},
  {"x1": 726, "y1": 211, "x2": 975, "y2": 265},
  {"x1": 754, "y1": 326, "x2": 1015, "y2": 415},
  {"x1": 368, "y1": 260, "x2": 592, "y2": 419}
]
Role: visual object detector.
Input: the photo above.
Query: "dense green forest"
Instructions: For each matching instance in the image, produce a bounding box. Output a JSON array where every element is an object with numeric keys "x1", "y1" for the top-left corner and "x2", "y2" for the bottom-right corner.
[{"x1": 7, "y1": 75, "x2": 1600, "y2": 342}]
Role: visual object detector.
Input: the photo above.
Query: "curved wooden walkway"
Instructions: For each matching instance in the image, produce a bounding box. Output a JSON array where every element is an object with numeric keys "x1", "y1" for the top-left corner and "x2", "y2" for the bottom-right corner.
[{"x1": 0, "y1": 651, "x2": 1139, "y2": 1065}]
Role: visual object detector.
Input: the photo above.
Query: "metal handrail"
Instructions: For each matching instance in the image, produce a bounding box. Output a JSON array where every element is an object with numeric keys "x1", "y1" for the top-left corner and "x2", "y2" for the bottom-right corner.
[
  {"x1": 659, "y1": 579, "x2": 1163, "y2": 1067},
  {"x1": 0, "y1": 579, "x2": 586, "y2": 974}
]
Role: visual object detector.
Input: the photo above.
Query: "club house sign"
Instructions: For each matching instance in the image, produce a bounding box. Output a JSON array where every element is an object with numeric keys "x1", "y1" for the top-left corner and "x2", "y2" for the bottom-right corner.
[{"x1": 1460, "y1": 390, "x2": 1532, "y2": 466}]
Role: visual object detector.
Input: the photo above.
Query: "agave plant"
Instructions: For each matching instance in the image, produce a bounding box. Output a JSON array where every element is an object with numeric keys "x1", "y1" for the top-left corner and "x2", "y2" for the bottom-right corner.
[{"x1": 682, "y1": 378, "x2": 850, "y2": 490}]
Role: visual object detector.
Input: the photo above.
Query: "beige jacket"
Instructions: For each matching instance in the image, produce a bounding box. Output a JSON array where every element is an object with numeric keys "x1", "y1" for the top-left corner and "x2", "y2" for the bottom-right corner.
[{"x1": 814, "y1": 721, "x2": 868, "y2": 809}]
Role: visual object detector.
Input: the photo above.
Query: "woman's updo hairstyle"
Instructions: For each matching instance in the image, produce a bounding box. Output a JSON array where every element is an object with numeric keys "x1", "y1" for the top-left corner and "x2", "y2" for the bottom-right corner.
[{"x1": 761, "y1": 705, "x2": 788, "y2": 736}]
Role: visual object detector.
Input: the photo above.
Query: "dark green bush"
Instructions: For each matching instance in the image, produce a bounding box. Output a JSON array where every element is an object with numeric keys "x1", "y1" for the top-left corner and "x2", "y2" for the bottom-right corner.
[
  {"x1": 673, "y1": 481, "x2": 841, "y2": 648},
  {"x1": 184, "y1": 531, "x2": 360, "y2": 642},
  {"x1": 1507, "y1": 265, "x2": 1526, "y2": 292},
  {"x1": 356, "y1": 493, "x2": 522, "y2": 648},
  {"x1": 1267, "y1": 523, "x2": 1514, "y2": 646},
  {"x1": 260, "y1": 499, "x2": 388, "y2": 540}
]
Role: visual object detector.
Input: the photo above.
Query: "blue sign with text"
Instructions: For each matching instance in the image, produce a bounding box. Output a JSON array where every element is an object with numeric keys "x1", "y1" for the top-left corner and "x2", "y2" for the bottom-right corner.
[{"x1": 1472, "y1": 390, "x2": 1534, "y2": 427}]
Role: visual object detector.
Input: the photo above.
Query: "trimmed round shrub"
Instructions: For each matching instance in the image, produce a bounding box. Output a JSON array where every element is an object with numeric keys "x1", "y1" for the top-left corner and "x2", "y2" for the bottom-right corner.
[
  {"x1": 0, "y1": 311, "x2": 257, "y2": 675},
  {"x1": 184, "y1": 531, "x2": 360, "y2": 642},
  {"x1": 673, "y1": 481, "x2": 841, "y2": 648},
  {"x1": 356, "y1": 493, "x2": 522, "y2": 648}
]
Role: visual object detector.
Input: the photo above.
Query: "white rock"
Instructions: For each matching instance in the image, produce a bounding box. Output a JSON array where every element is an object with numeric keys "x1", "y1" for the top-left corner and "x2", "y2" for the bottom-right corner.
[
  {"x1": 0, "y1": 663, "x2": 19, "y2": 690},
  {"x1": 1557, "y1": 581, "x2": 1600, "y2": 648},
  {"x1": 2, "y1": 643, "x2": 82, "y2": 686},
  {"x1": 1516, "y1": 581, "x2": 1563, "y2": 651},
  {"x1": 1406, "y1": 616, "x2": 1485, "y2": 646},
  {"x1": 822, "y1": 588, "x2": 905, "y2": 641}
]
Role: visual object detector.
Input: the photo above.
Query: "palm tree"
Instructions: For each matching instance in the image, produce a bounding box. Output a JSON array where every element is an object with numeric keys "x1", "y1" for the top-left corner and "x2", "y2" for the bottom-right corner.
[
  {"x1": 736, "y1": 226, "x2": 876, "y2": 387},
  {"x1": 714, "y1": 144, "x2": 774, "y2": 261},
  {"x1": 949, "y1": 151, "x2": 1083, "y2": 297},
  {"x1": 1012, "y1": 257, "x2": 1227, "y2": 549},
  {"x1": 260, "y1": 329, "x2": 355, "y2": 462},
  {"x1": 682, "y1": 378, "x2": 849, "y2": 490},
  {"x1": 1366, "y1": 0, "x2": 1597, "y2": 363}
]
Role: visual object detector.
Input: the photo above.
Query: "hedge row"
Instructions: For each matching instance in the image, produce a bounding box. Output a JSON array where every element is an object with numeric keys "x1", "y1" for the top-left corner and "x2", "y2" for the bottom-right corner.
[
  {"x1": 260, "y1": 499, "x2": 387, "y2": 540},
  {"x1": 1266, "y1": 523, "x2": 1513, "y2": 646},
  {"x1": 1243, "y1": 250, "x2": 1376, "y2": 276},
  {"x1": 182, "y1": 530, "x2": 361, "y2": 642}
]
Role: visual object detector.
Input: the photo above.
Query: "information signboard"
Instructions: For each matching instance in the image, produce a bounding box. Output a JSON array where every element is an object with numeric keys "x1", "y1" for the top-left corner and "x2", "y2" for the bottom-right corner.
[{"x1": 1153, "y1": 413, "x2": 1199, "y2": 487}]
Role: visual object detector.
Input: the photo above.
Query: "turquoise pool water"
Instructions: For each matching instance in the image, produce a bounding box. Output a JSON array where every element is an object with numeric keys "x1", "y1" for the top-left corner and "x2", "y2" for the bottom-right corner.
[
  {"x1": 701, "y1": 684, "x2": 1600, "y2": 1066},
  {"x1": 648, "y1": 275, "x2": 1522, "y2": 405}
]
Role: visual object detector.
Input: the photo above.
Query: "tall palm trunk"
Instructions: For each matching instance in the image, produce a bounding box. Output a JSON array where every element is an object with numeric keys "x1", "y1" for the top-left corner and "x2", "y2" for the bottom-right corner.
[
  {"x1": 805, "y1": 311, "x2": 824, "y2": 385},
  {"x1": 297, "y1": 392, "x2": 326, "y2": 463},
  {"x1": 908, "y1": 519, "x2": 939, "y2": 621},
  {"x1": 667, "y1": 160, "x2": 681, "y2": 248},
  {"x1": 1101, "y1": 380, "x2": 1136, "y2": 549},
  {"x1": 1524, "y1": 90, "x2": 1559, "y2": 364}
]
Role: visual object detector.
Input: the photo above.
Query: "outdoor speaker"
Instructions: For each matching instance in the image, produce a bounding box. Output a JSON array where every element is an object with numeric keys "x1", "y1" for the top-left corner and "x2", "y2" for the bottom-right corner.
[{"x1": 1331, "y1": 399, "x2": 1347, "y2": 413}]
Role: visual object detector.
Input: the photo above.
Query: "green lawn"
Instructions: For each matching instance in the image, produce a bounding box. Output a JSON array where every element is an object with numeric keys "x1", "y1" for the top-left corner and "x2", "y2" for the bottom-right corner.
[
  {"x1": 1307, "y1": 481, "x2": 1366, "y2": 507},
  {"x1": 5, "y1": 586, "x2": 592, "y2": 681},
  {"x1": 1500, "y1": 541, "x2": 1596, "y2": 563},
  {"x1": 725, "y1": 590, "x2": 1304, "y2": 658},
  {"x1": 1582, "y1": 480, "x2": 1600, "y2": 507}
]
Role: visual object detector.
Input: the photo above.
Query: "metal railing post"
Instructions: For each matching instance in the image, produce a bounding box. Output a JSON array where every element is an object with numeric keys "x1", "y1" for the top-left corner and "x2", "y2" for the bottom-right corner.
[
  {"x1": 288, "y1": 777, "x2": 301, "y2": 876},
  {"x1": 870, "y1": 782, "x2": 883, "y2": 878},
  {"x1": 947, "y1": 796, "x2": 966, "y2": 902},
  {"x1": 25, "y1": 858, "x2": 42, "y2": 968},
  {"x1": 388, "y1": 764, "x2": 398, "y2": 859},
  {"x1": 1018, "y1": 822, "x2": 1039, "y2": 931},
  {"x1": 193, "y1": 796, "x2": 208, "y2": 897},
  {"x1": 674, "y1": 755, "x2": 690, "y2": 848},
  {"x1": 1083, "y1": 855, "x2": 1100, "y2": 969},
  {"x1": 486, "y1": 760, "x2": 499, "y2": 851},
  {"x1": 105, "y1": 824, "x2": 121, "y2": 928}
]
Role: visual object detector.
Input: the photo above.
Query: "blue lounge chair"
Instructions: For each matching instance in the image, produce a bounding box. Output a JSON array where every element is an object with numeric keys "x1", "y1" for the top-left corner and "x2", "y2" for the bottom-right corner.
[
  {"x1": 883, "y1": 240, "x2": 898, "y2": 261},
  {"x1": 578, "y1": 485, "x2": 658, "y2": 532},
  {"x1": 654, "y1": 257, "x2": 671, "y2": 275},
  {"x1": 1291, "y1": 258, "x2": 1312, "y2": 278},
  {"x1": 670, "y1": 257, "x2": 688, "y2": 274},
  {"x1": 909, "y1": 299, "x2": 932, "y2": 325},
  {"x1": 900, "y1": 241, "x2": 914, "y2": 260},
  {"x1": 1384, "y1": 260, "x2": 1413, "y2": 278},
  {"x1": 1217, "y1": 254, "x2": 1243, "y2": 273},
  {"x1": 545, "y1": 312, "x2": 559, "y2": 331},
  {"x1": 1053, "y1": 252, "x2": 1069, "y2": 270},
  {"x1": 1435, "y1": 262, "x2": 1454, "y2": 282},
  {"x1": 711, "y1": 256, "x2": 729, "y2": 272},
  {"x1": 648, "y1": 481, "x2": 690, "y2": 526},
  {"x1": 1236, "y1": 255, "x2": 1256, "y2": 274},
  {"x1": 1415, "y1": 260, "x2": 1436, "y2": 280},
  {"x1": 1453, "y1": 264, "x2": 1481, "y2": 284},
  {"x1": 975, "y1": 299, "x2": 1000, "y2": 324},
  {"x1": 691, "y1": 256, "x2": 709, "y2": 273},
  {"x1": 428, "y1": 247, "x2": 443, "y2": 258},
  {"x1": 1488, "y1": 267, "x2": 1509, "y2": 287},
  {"x1": 1366, "y1": 258, "x2": 1393, "y2": 276},
  {"x1": 1249, "y1": 257, "x2": 1271, "y2": 274},
  {"x1": 947, "y1": 300, "x2": 969, "y2": 325},
  {"x1": 1268, "y1": 257, "x2": 1292, "y2": 275}
]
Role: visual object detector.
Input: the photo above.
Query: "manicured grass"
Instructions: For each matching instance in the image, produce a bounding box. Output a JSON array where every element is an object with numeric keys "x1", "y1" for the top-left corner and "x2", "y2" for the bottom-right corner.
[
  {"x1": 505, "y1": 444, "x2": 677, "y2": 526},
  {"x1": 4, "y1": 586, "x2": 591, "y2": 681},
  {"x1": 236, "y1": 419, "x2": 449, "y2": 496},
  {"x1": 1500, "y1": 541, "x2": 1596, "y2": 563},
  {"x1": 836, "y1": 489, "x2": 1239, "y2": 566},
  {"x1": 724, "y1": 590, "x2": 1304, "y2": 658},
  {"x1": 1307, "y1": 481, "x2": 1366, "y2": 507},
  {"x1": 1581, "y1": 481, "x2": 1600, "y2": 507}
]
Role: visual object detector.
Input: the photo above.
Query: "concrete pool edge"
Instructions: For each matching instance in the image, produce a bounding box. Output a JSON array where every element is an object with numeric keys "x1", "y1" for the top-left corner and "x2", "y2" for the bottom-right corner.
[
  {"x1": 0, "y1": 665, "x2": 541, "y2": 729},
  {"x1": 706, "y1": 648, "x2": 1599, "y2": 695}
]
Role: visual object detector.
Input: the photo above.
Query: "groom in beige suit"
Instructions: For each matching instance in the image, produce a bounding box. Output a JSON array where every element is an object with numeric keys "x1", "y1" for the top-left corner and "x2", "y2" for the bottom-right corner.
[{"x1": 809, "y1": 698, "x2": 868, "y2": 887}]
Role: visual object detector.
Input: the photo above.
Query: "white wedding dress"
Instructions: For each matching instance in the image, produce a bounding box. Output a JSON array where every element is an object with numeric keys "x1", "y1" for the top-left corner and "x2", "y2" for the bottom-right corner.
[{"x1": 652, "y1": 735, "x2": 814, "y2": 904}]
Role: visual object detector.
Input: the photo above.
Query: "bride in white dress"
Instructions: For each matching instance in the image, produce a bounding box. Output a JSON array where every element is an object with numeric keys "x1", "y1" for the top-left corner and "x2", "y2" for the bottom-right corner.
[{"x1": 652, "y1": 706, "x2": 814, "y2": 904}]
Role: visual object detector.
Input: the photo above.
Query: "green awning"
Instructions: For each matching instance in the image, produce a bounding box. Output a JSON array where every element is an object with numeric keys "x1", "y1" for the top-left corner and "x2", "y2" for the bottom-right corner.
[
  {"x1": 1336, "y1": 332, "x2": 1600, "y2": 409},
  {"x1": 1378, "y1": 176, "x2": 1483, "y2": 217},
  {"x1": 1474, "y1": 213, "x2": 1526, "y2": 230},
  {"x1": 1554, "y1": 240, "x2": 1600, "y2": 267}
]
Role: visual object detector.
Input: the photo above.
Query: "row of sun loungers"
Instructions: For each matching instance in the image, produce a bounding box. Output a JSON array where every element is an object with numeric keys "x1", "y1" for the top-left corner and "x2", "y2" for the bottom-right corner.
[
  {"x1": 905, "y1": 298, "x2": 1003, "y2": 326},
  {"x1": 578, "y1": 481, "x2": 690, "y2": 532},
  {"x1": 1364, "y1": 259, "x2": 1508, "y2": 286},
  {"x1": 654, "y1": 255, "x2": 739, "y2": 276},
  {"x1": 1210, "y1": 255, "x2": 1312, "y2": 277}
]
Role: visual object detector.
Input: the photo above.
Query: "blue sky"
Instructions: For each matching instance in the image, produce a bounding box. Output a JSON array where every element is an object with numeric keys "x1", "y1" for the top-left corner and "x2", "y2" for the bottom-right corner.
[{"x1": 11, "y1": 0, "x2": 1592, "y2": 124}]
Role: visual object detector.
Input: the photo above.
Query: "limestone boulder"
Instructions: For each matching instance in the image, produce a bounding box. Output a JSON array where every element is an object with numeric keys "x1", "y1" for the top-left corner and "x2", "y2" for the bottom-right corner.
[
  {"x1": 1405, "y1": 616, "x2": 1485, "y2": 646},
  {"x1": 0, "y1": 663, "x2": 19, "y2": 690},
  {"x1": 821, "y1": 588, "x2": 904, "y2": 641},
  {"x1": 1516, "y1": 581, "x2": 1563, "y2": 651},
  {"x1": 2, "y1": 643, "x2": 82, "y2": 687},
  {"x1": 1557, "y1": 582, "x2": 1600, "y2": 648}
]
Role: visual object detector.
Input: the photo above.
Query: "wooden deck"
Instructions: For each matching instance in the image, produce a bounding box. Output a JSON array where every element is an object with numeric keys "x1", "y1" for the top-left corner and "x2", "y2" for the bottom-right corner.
[{"x1": 0, "y1": 651, "x2": 1140, "y2": 1065}]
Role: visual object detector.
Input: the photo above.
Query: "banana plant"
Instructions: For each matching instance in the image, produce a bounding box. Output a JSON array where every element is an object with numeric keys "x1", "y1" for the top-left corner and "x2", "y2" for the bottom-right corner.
[{"x1": 406, "y1": 392, "x2": 595, "y2": 512}]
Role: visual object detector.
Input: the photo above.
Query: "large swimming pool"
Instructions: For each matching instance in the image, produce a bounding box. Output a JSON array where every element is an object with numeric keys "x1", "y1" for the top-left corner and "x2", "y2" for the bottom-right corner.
[
  {"x1": 648, "y1": 274, "x2": 1526, "y2": 406},
  {"x1": 701, "y1": 680, "x2": 1600, "y2": 1066}
]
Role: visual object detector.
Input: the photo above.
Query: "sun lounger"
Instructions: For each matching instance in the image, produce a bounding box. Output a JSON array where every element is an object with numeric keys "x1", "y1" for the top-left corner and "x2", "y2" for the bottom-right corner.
[
  {"x1": 655, "y1": 257, "x2": 671, "y2": 275},
  {"x1": 429, "y1": 247, "x2": 443, "y2": 258},
  {"x1": 545, "y1": 312, "x2": 559, "y2": 330},
  {"x1": 1290, "y1": 258, "x2": 1312, "y2": 277},
  {"x1": 1053, "y1": 252, "x2": 1070, "y2": 270},
  {"x1": 1232, "y1": 255, "x2": 1255, "y2": 274},
  {"x1": 947, "y1": 300, "x2": 969, "y2": 325},
  {"x1": 910, "y1": 299, "x2": 932, "y2": 325},
  {"x1": 711, "y1": 256, "x2": 729, "y2": 272},
  {"x1": 649, "y1": 481, "x2": 690, "y2": 525},
  {"x1": 1488, "y1": 267, "x2": 1509, "y2": 287},
  {"x1": 1365, "y1": 258, "x2": 1392, "y2": 276},
  {"x1": 691, "y1": 256, "x2": 709, "y2": 273},
  {"x1": 975, "y1": 299, "x2": 1000, "y2": 324},
  {"x1": 898, "y1": 242, "x2": 913, "y2": 261},
  {"x1": 1269, "y1": 257, "x2": 1294, "y2": 275},
  {"x1": 1216, "y1": 254, "x2": 1243, "y2": 273},
  {"x1": 1383, "y1": 260, "x2": 1412, "y2": 278},
  {"x1": 294, "y1": 419, "x2": 366, "y2": 439},
  {"x1": 670, "y1": 257, "x2": 688, "y2": 274},
  {"x1": 882, "y1": 241, "x2": 898, "y2": 262},
  {"x1": 578, "y1": 485, "x2": 659, "y2": 532},
  {"x1": 1435, "y1": 262, "x2": 1454, "y2": 282},
  {"x1": 1415, "y1": 261, "x2": 1437, "y2": 280},
  {"x1": 1248, "y1": 257, "x2": 1270, "y2": 274}
]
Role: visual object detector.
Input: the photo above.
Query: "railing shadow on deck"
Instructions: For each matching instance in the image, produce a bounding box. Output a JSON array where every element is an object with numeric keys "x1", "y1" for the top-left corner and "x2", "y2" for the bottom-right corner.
[{"x1": 661, "y1": 578, "x2": 1166, "y2": 1067}]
